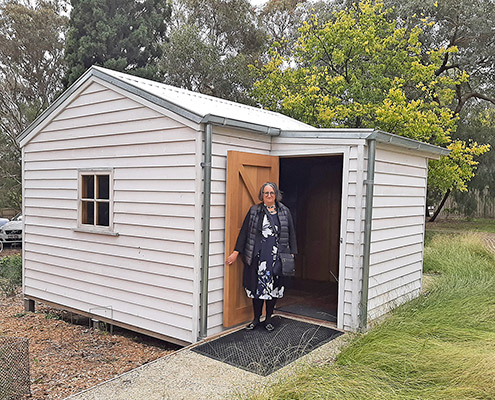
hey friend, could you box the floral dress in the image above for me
[245,211,285,300]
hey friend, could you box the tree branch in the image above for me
[429,188,451,222]
[435,51,451,76]
[311,25,340,75]
[455,90,495,114]
[435,22,459,76]
[436,62,460,76]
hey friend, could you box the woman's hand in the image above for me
[226,251,239,265]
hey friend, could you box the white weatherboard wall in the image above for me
[22,80,202,344]
[367,145,428,321]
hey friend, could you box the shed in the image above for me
[18,66,449,345]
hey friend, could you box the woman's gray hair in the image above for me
[258,182,283,202]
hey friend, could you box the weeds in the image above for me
[0,254,22,296]
[242,233,495,400]
[44,313,61,320]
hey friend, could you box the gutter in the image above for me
[280,129,450,158]
[202,114,281,136]
[373,130,450,157]
[360,136,376,332]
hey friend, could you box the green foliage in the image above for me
[0,254,22,296]
[44,312,61,320]
[385,0,495,114]
[428,140,490,192]
[65,0,172,86]
[258,0,307,58]
[241,233,495,400]
[254,1,457,134]
[0,0,67,209]
[252,0,489,195]
[450,105,495,216]
[258,0,347,58]
[161,0,265,104]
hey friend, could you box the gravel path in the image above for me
[65,325,349,400]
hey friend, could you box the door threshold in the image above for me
[274,310,340,330]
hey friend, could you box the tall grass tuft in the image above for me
[0,254,22,296]
[242,234,495,400]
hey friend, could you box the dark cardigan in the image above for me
[234,202,297,292]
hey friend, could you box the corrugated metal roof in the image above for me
[17,66,450,157]
[93,66,315,131]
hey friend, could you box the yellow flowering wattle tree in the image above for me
[252,0,489,219]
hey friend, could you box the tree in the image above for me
[251,0,489,216]
[258,0,306,57]
[381,0,495,219]
[160,0,265,104]
[385,0,495,115]
[64,0,171,86]
[257,0,347,58]
[447,104,495,217]
[383,0,495,219]
[0,0,68,209]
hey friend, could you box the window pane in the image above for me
[82,201,94,224]
[97,175,109,200]
[97,202,109,226]
[82,175,94,199]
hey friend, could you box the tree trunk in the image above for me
[429,189,451,222]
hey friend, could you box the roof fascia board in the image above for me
[17,69,98,146]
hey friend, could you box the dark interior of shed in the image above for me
[277,155,343,323]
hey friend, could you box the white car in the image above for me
[0,213,23,245]
[0,217,8,228]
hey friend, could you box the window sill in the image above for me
[73,227,119,236]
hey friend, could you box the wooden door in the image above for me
[224,151,279,327]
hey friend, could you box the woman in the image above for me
[226,182,297,332]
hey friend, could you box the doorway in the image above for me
[277,155,343,323]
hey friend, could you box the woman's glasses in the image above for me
[263,191,275,196]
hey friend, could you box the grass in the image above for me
[426,218,495,234]
[0,254,22,296]
[241,233,495,400]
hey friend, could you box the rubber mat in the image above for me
[276,304,337,323]
[192,316,343,376]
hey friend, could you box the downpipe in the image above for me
[360,137,376,332]
[199,123,212,339]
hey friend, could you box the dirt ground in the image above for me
[0,249,179,400]
[0,245,22,258]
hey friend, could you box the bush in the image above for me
[0,254,22,296]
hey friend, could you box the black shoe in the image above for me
[245,321,259,330]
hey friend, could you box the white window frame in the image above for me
[76,169,116,234]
